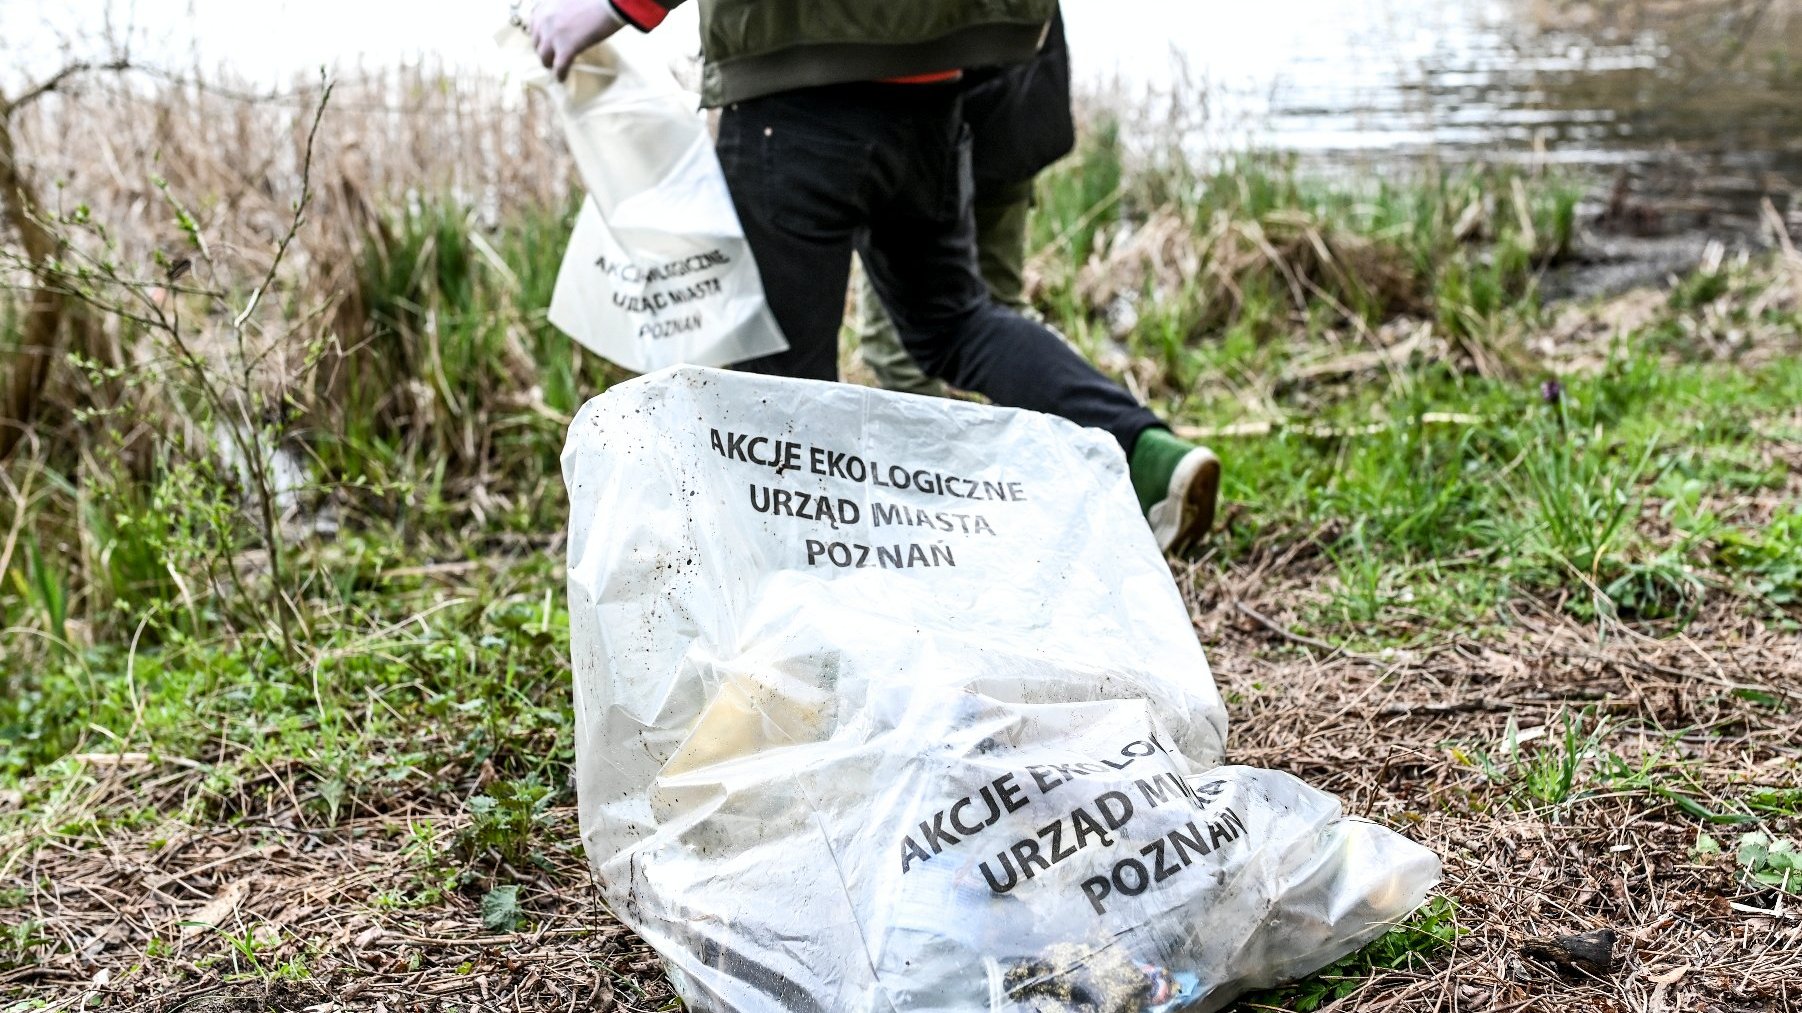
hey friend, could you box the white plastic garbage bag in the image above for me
[563,366,1440,1013]
[504,31,788,372]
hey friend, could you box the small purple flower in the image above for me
[1541,379,1564,405]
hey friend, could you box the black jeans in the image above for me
[716,82,1160,454]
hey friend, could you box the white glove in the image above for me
[531,0,629,82]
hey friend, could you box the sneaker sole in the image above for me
[1149,447,1221,555]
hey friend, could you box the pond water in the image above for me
[6,0,1800,269]
[1069,0,1802,289]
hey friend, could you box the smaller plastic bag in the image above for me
[502,30,788,372]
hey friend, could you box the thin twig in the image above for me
[1232,599,1378,660]
[2,60,132,116]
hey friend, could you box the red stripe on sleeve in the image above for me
[881,70,964,85]
[610,0,671,31]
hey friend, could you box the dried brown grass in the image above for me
[9,64,569,275]
[1073,206,1423,339]
[1189,563,1802,1011]
[2,63,575,458]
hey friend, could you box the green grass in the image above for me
[1463,709,1613,810]
[0,558,573,817]
[316,195,623,536]
[1185,343,1799,644]
[0,919,52,973]
[3,160,1795,790]
[1695,832,1802,896]
[1446,711,1800,833]
[1242,896,1463,1011]
[1020,129,1800,645]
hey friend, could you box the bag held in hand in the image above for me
[507,32,788,372]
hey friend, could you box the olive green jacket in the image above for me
[608,0,1058,106]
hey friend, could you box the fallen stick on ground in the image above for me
[1177,411,1484,442]
[1232,600,1381,661]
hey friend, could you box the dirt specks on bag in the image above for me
[562,367,1438,1012]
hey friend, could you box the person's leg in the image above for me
[857,97,1159,454]
[971,178,1035,311]
[852,258,947,396]
[720,84,1217,549]
[715,91,871,381]
[858,91,1219,551]
[854,178,1028,397]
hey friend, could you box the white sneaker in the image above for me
[1146,446,1221,554]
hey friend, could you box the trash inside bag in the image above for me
[562,366,1440,1012]
[500,31,788,372]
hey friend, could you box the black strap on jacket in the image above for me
[959,9,1074,198]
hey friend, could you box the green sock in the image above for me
[1129,426,1194,515]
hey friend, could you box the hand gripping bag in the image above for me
[504,31,787,371]
[563,367,1440,1012]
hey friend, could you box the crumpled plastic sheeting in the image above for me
[563,366,1440,1013]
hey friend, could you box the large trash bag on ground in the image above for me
[562,366,1440,1013]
